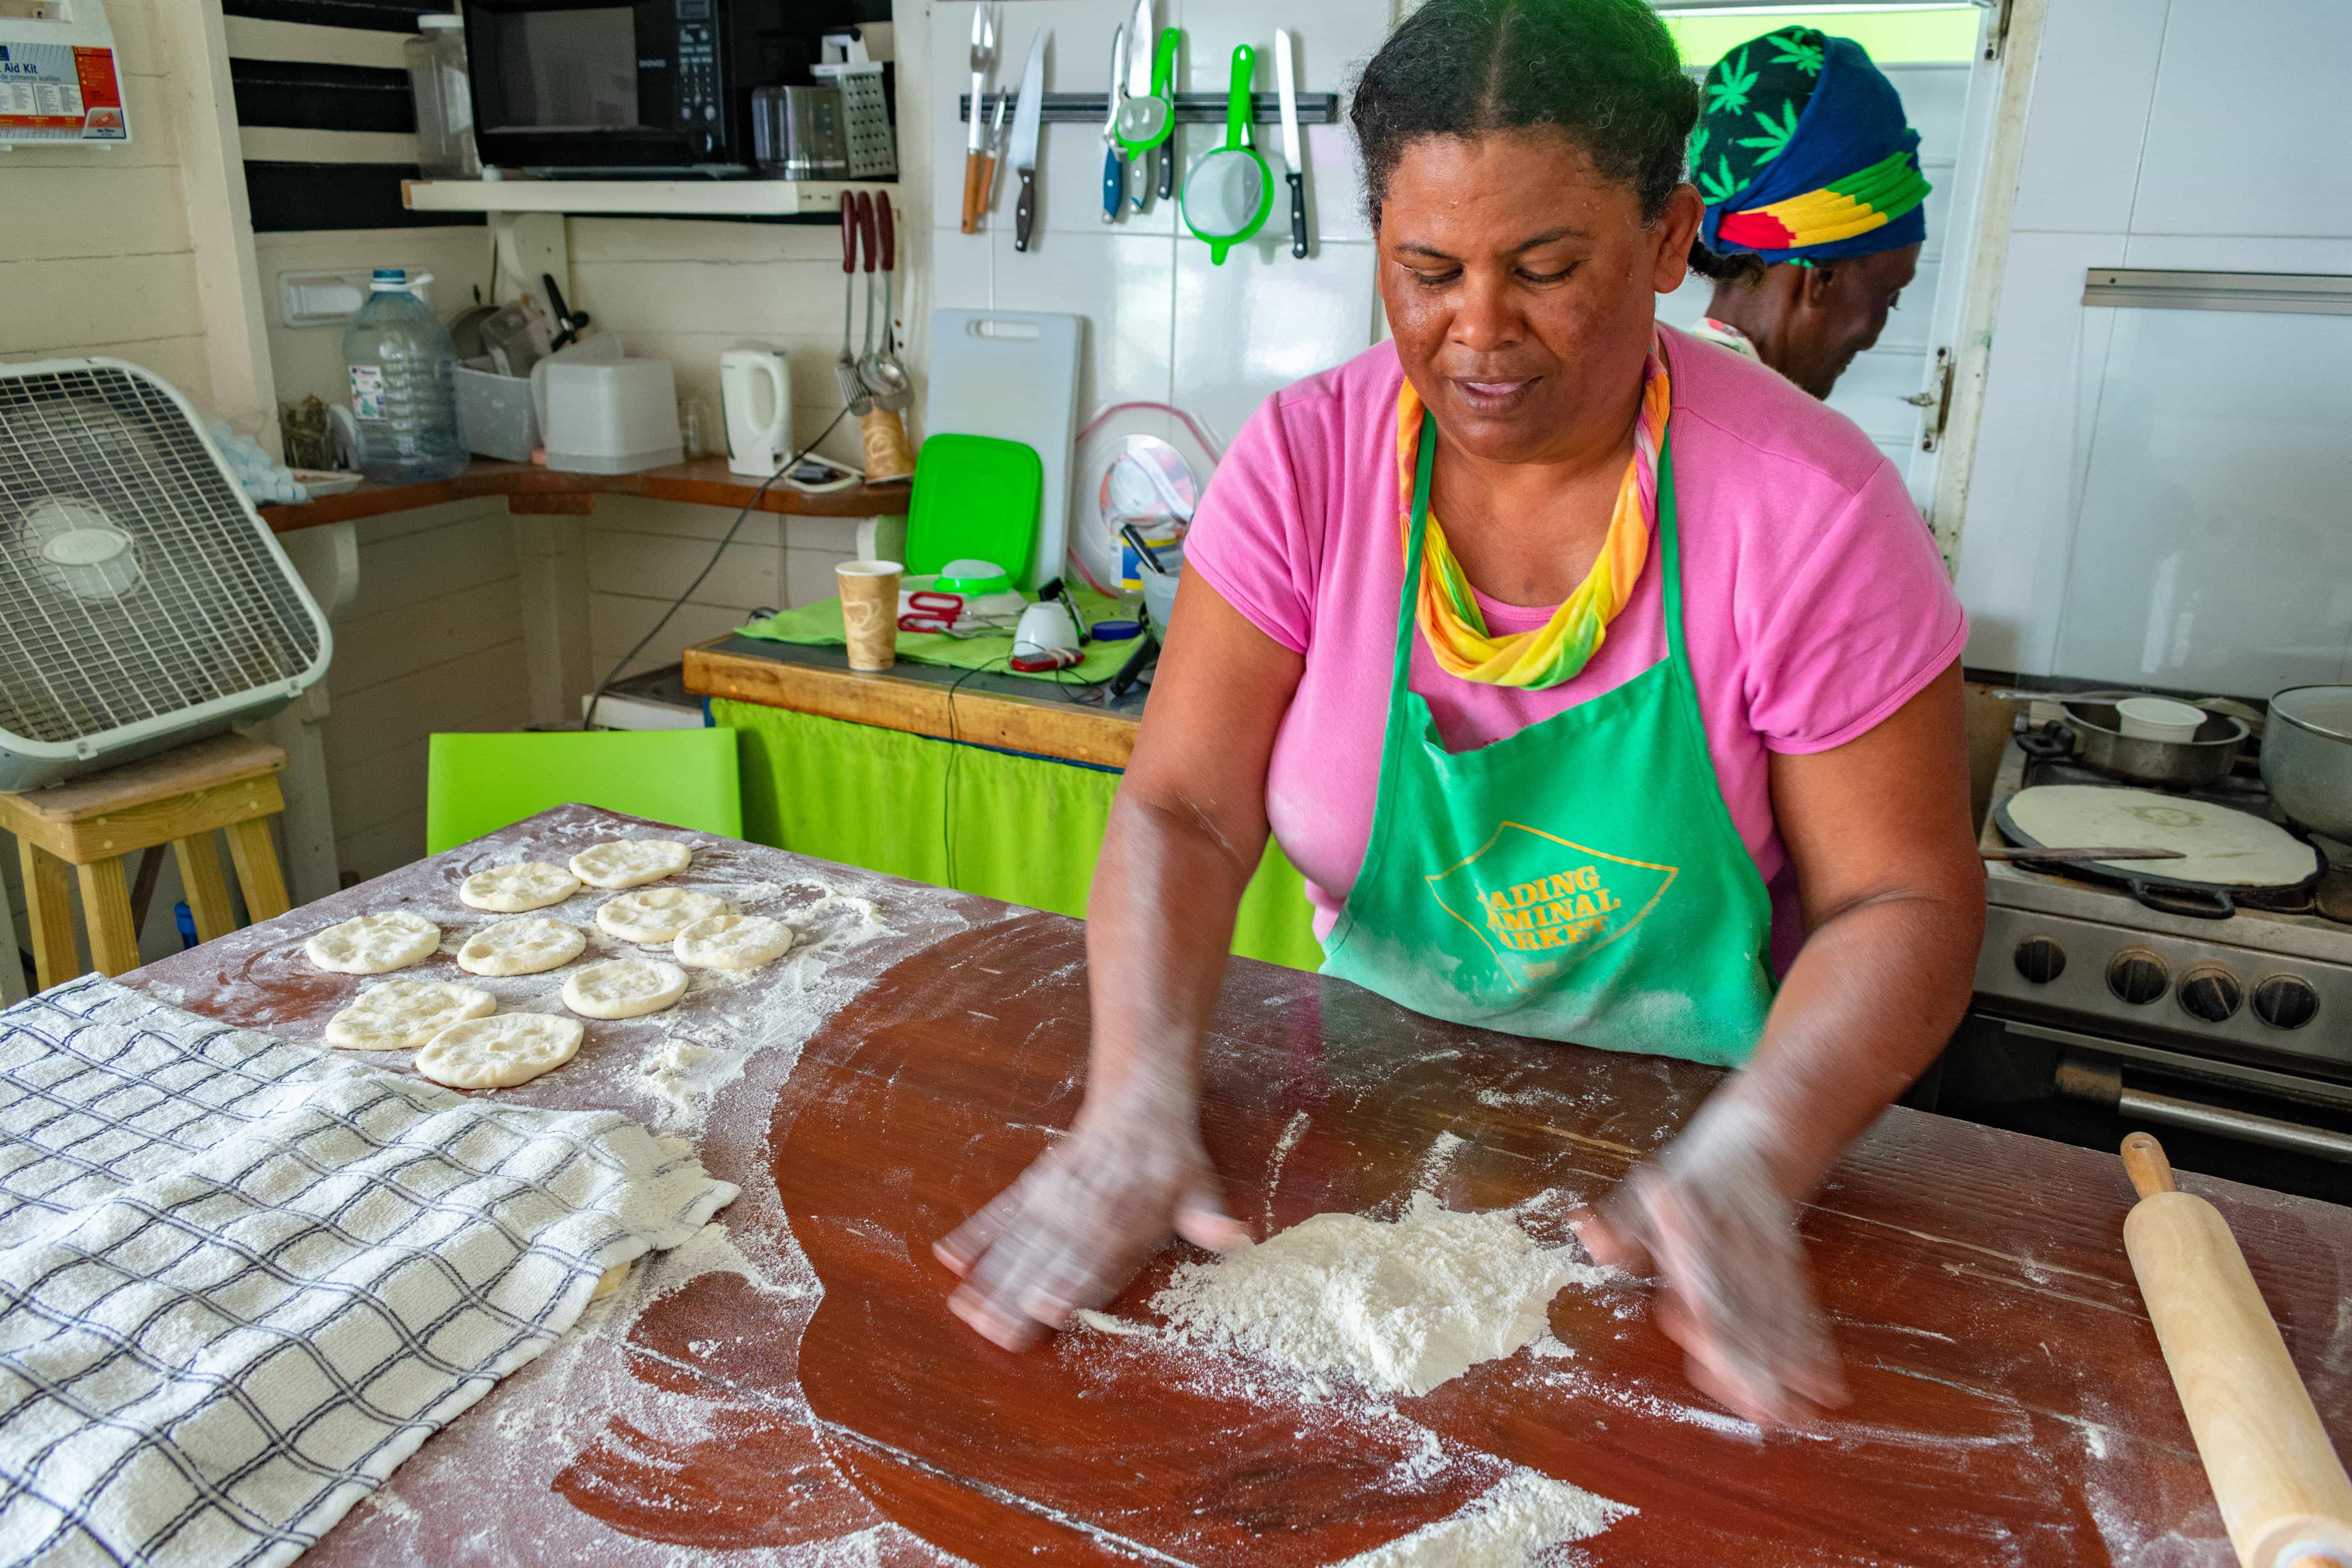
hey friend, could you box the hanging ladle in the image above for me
[860,194,914,412]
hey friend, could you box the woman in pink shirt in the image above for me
[939,0,1982,1426]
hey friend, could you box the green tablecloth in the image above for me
[737,588,1139,684]
[716,699,1325,971]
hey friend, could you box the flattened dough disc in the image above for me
[416,1013,585,1089]
[2005,786,2321,887]
[307,911,441,974]
[674,913,793,971]
[597,887,726,944]
[457,917,588,977]
[572,839,693,889]
[563,958,689,1020]
[326,979,495,1050]
[461,861,581,913]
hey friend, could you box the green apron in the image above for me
[1319,411,1776,1067]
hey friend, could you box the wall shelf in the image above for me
[403,177,896,218]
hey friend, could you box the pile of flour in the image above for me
[1149,1191,1607,1398]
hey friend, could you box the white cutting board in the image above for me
[924,309,1082,592]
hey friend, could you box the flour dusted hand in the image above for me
[1579,1099,1846,1426]
[935,1094,1249,1350]
[306,911,441,974]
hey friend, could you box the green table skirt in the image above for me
[716,700,1325,971]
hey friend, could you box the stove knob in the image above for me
[2177,964,2242,1023]
[2105,947,2169,1006]
[2251,974,2319,1031]
[2013,936,2067,984]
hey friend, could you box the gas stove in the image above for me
[1944,727,2352,1197]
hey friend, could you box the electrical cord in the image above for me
[582,405,853,731]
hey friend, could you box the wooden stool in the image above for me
[1,733,292,989]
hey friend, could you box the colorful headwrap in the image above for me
[1691,28,1930,265]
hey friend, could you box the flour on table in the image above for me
[1336,1466,1632,1566]
[306,910,441,973]
[630,1035,749,1129]
[325,978,494,1050]
[460,861,581,912]
[1149,1191,1606,1398]
[571,838,693,889]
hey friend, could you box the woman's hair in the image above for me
[1349,0,1698,229]
[1686,241,1769,285]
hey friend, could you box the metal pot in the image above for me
[1998,689,2251,789]
[2262,684,2352,841]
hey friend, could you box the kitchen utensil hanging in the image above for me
[853,193,913,480]
[835,191,869,416]
[1274,27,1308,258]
[961,3,1000,234]
[1100,24,1126,224]
[1183,45,1273,265]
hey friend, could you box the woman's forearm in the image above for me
[1079,787,1267,1114]
[1705,885,1983,1199]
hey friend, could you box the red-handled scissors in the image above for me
[899,590,965,634]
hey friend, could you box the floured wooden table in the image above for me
[120,805,2352,1566]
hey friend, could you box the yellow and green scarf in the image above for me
[1396,344,1669,690]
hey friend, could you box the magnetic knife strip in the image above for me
[960,92,1342,126]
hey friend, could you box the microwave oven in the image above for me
[462,0,878,174]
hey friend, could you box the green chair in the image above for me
[425,730,743,853]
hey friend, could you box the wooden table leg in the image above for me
[17,839,79,990]
[226,818,291,923]
[173,833,238,942]
[74,857,140,977]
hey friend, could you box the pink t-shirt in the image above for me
[1183,328,1967,968]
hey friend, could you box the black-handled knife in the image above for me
[1274,29,1309,260]
[1286,169,1307,259]
[1009,29,1047,253]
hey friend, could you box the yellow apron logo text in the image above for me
[1425,824,1679,992]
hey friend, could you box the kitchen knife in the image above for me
[1276,28,1307,258]
[1102,24,1126,224]
[1010,29,1047,252]
[1127,0,1154,210]
[962,4,996,235]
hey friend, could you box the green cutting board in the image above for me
[904,433,1045,583]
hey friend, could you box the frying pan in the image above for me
[1998,689,2250,789]
[1993,791,2321,920]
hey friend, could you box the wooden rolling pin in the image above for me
[2120,1132,2352,1568]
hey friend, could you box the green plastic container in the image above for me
[904,433,1046,583]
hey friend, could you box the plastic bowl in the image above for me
[2116,696,2207,743]
[1137,547,1183,632]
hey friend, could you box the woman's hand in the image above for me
[1575,1100,1845,1426]
[934,1096,1248,1350]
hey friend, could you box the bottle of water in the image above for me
[342,269,468,484]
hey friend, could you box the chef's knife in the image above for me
[1010,29,1047,252]
[1102,24,1126,223]
[1127,0,1154,210]
[1276,28,1307,259]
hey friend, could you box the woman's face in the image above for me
[1377,130,1701,464]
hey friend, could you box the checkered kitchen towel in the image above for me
[0,976,739,1567]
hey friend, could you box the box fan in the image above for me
[0,359,332,791]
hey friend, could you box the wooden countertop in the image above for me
[685,633,1146,768]
[256,456,911,532]
[119,805,2352,1565]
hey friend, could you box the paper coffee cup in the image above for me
[837,559,903,671]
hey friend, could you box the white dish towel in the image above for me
[0,976,739,1567]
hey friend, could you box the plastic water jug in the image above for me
[343,269,468,484]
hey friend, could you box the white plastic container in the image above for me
[2117,696,2207,743]
[1137,544,1184,634]
[405,16,480,179]
[530,338,682,474]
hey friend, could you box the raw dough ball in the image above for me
[673,913,794,971]
[306,911,441,975]
[325,979,495,1051]
[570,838,693,889]
[455,917,587,977]
[563,958,689,1020]
[597,887,726,944]
[414,1013,584,1089]
[459,861,581,913]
